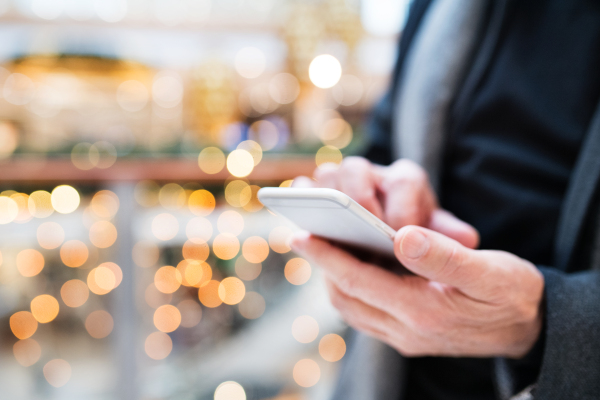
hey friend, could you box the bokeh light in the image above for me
[61,279,90,308]
[238,292,265,320]
[43,359,72,388]
[153,304,182,332]
[237,140,263,166]
[0,196,18,224]
[217,210,244,236]
[186,217,214,243]
[145,332,173,360]
[152,213,179,241]
[132,241,160,268]
[90,190,120,219]
[85,310,114,339]
[332,74,364,106]
[319,334,346,362]
[198,280,223,308]
[87,268,112,295]
[315,145,343,167]
[235,47,266,79]
[51,185,80,214]
[182,239,210,261]
[269,73,300,105]
[155,266,182,294]
[293,359,321,388]
[241,185,264,212]
[177,299,202,328]
[225,180,251,208]
[318,118,353,149]
[11,193,32,223]
[71,143,98,171]
[10,311,38,339]
[95,265,116,291]
[242,236,269,263]
[285,258,311,285]
[218,277,246,305]
[292,315,319,343]
[178,259,211,287]
[198,147,225,174]
[135,180,160,208]
[213,234,240,260]
[99,262,123,289]
[16,249,45,277]
[268,226,293,253]
[188,190,216,216]
[234,257,262,281]
[30,294,60,323]
[159,183,186,210]
[309,55,342,89]
[92,142,118,169]
[37,221,65,249]
[214,381,247,400]
[89,220,118,248]
[227,149,254,178]
[13,339,41,367]
[248,120,279,151]
[28,190,54,218]
[60,240,89,268]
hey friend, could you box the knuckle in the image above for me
[439,246,465,279]
[329,292,346,311]
[341,156,370,171]
[337,271,359,295]
[390,159,429,183]
[313,167,336,181]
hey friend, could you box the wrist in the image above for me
[507,273,545,359]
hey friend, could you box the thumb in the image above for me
[394,226,494,300]
[428,209,480,249]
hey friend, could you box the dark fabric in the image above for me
[554,101,600,271]
[534,267,600,399]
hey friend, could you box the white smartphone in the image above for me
[257,187,396,256]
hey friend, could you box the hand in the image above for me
[294,157,479,249]
[290,226,545,358]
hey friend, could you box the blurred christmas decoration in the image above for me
[192,58,239,143]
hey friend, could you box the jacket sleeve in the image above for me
[498,267,600,400]
[533,267,600,399]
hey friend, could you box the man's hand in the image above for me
[290,226,545,358]
[294,157,479,249]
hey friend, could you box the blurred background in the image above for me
[0,0,408,399]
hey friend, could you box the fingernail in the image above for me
[400,230,429,259]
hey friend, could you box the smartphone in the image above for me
[257,187,396,256]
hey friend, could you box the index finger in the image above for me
[290,232,428,316]
[377,160,437,229]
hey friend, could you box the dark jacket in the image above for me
[332,0,600,399]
